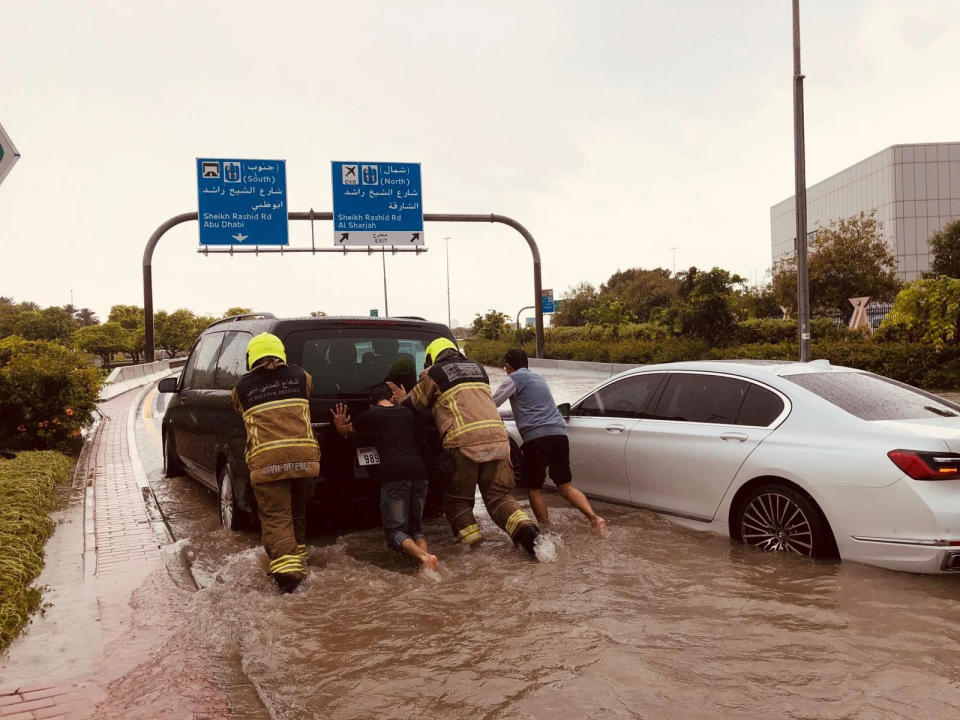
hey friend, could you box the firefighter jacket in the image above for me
[232,362,320,485]
[405,350,510,464]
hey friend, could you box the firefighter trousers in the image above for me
[252,477,316,576]
[444,450,535,545]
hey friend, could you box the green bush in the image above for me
[0,336,102,451]
[0,451,75,652]
[462,339,518,366]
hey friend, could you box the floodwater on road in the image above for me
[28,368,960,718]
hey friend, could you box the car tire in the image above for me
[737,483,833,559]
[163,430,184,478]
[218,462,250,531]
[509,440,524,486]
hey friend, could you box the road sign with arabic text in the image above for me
[331,161,423,246]
[196,158,288,246]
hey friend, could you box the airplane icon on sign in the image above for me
[232,233,248,242]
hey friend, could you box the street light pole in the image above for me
[670,247,678,276]
[793,0,811,361]
[444,236,452,328]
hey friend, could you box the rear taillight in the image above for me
[888,450,960,480]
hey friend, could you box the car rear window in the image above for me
[785,371,960,421]
[284,328,451,396]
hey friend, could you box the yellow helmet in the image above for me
[424,337,458,367]
[246,333,286,370]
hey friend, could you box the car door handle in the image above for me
[720,432,749,442]
[604,424,626,433]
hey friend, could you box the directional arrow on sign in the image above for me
[0,122,21,187]
[410,233,420,243]
[232,233,248,242]
[339,233,349,243]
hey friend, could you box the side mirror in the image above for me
[158,376,179,393]
[557,402,571,420]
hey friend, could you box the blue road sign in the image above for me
[196,158,288,246]
[541,288,555,313]
[331,161,423,246]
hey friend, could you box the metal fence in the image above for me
[829,302,893,330]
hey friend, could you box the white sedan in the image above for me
[504,360,960,574]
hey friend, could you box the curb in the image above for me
[126,382,175,548]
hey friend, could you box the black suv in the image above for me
[158,314,457,531]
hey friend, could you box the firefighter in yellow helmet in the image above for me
[387,337,544,558]
[231,333,319,592]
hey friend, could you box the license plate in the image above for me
[357,447,381,466]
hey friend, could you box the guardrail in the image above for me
[100,359,178,400]
[526,357,640,377]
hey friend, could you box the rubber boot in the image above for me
[274,572,302,594]
[513,524,542,559]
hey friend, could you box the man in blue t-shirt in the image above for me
[492,348,606,532]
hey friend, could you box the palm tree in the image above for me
[76,308,99,326]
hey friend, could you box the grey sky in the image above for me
[2,1,958,326]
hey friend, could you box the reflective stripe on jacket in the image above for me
[232,362,320,484]
[407,350,509,463]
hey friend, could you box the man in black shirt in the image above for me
[331,385,438,571]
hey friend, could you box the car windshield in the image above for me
[785,371,960,421]
[284,329,446,396]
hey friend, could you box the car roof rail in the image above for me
[205,312,276,329]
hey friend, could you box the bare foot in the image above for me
[591,516,608,534]
[420,553,439,571]
[414,537,428,553]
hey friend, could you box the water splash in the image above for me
[534,531,563,563]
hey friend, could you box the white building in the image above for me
[771,143,960,280]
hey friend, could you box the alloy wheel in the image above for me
[740,491,814,556]
[219,469,235,529]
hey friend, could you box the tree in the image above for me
[11,306,78,344]
[733,284,783,320]
[878,277,960,350]
[155,309,199,358]
[600,267,680,322]
[76,308,99,326]
[74,322,131,368]
[771,211,900,319]
[310,311,327,317]
[929,220,960,278]
[108,304,144,331]
[223,307,252,318]
[471,310,510,340]
[193,314,218,339]
[551,283,599,327]
[663,267,745,342]
[584,297,637,331]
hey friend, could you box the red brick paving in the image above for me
[87,392,160,575]
[0,681,99,720]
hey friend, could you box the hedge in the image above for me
[464,336,960,391]
[0,451,75,652]
[0,336,102,451]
